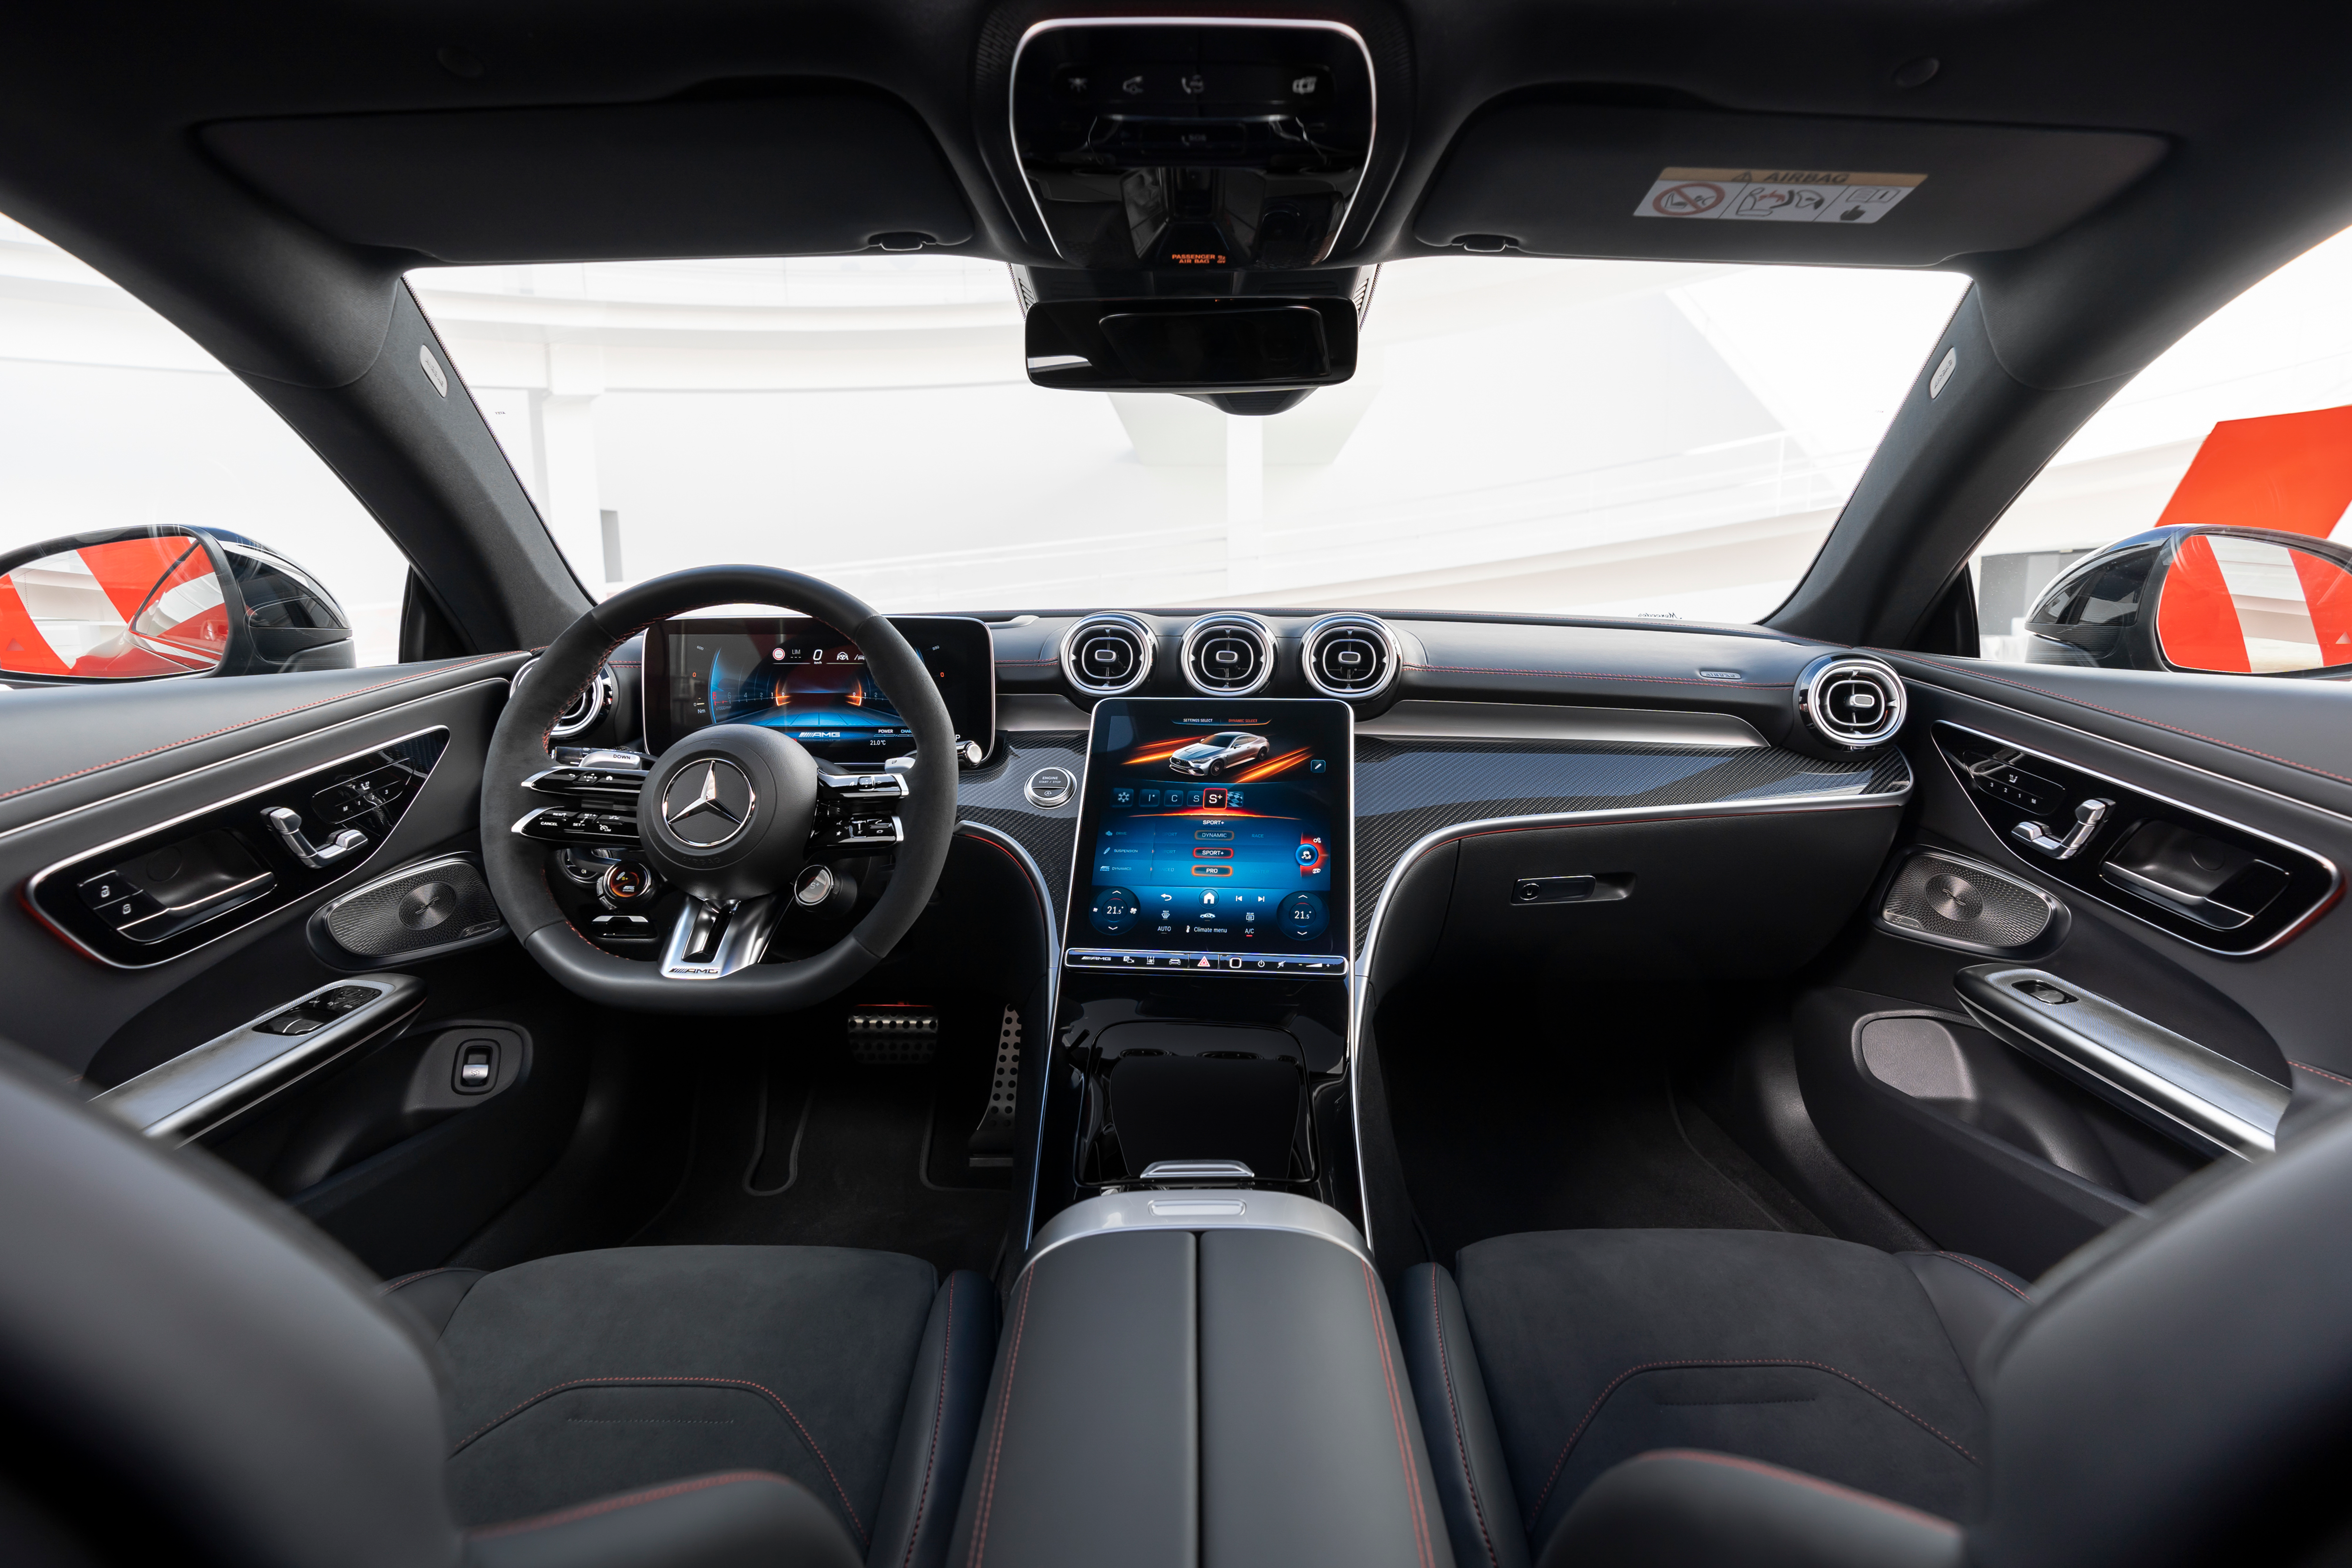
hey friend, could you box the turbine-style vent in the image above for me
[1182,615,1274,696]
[1303,615,1397,698]
[1061,614,1154,696]
[514,657,614,739]
[1796,655,1906,750]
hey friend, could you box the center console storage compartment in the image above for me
[1101,1021,1305,1180]
[947,1193,1450,1568]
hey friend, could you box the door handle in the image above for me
[264,806,368,870]
[2012,797,2112,860]
[1954,964,2288,1159]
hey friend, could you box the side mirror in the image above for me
[0,528,243,682]
[2154,530,2352,676]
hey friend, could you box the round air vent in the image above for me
[1182,614,1274,696]
[513,657,614,740]
[1302,614,1398,699]
[1795,654,1906,750]
[1060,614,1155,696]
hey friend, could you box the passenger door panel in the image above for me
[1792,657,2352,1273]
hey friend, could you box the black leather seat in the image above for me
[1398,1128,2352,1567]
[0,1046,995,1568]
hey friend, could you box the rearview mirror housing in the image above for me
[1025,296,1359,397]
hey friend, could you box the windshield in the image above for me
[410,256,1968,622]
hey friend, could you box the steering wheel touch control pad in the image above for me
[637,724,819,904]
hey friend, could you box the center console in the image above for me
[1044,697,1357,1212]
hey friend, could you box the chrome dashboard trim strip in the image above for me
[1345,775,1914,1259]
[1931,720,2342,957]
[22,725,453,971]
[1019,1188,1371,1277]
[1356,700,1769,747]
[956,819,1064,1251]
[1006,17,1379,268]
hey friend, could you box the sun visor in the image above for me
[1414,102,2165,265]
[201,88,975,264]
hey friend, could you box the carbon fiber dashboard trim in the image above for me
[958,731,1912,956]
[1350,737,1912,951]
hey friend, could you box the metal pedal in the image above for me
[848,1007,937,1066]
[967,1004,1022,1166]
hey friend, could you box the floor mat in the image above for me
[630,1012,1011,1280]
[1377,993,1829,1267]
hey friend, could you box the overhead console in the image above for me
[1009,19,1376,271]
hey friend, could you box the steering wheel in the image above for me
[481,567,958,1014]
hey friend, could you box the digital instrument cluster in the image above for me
[641,615,994,762]
[1064,697,1352,976]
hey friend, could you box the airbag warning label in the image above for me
[1634,168,1924,224]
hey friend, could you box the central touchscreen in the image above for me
[1065,697,1352,976]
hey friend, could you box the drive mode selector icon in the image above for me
[661,758,755,847]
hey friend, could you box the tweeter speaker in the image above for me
[1874,847,2066,956]
[309,853,508,969]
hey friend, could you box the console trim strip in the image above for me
[955,819,1065,1252]
[1346,777,1913,1259]
[1020,1188,1372,1277]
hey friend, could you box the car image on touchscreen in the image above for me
[1068,699,1351,973]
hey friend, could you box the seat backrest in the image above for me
[1978,1107,2352,1568]
[0,1045,461,1568]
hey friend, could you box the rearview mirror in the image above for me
[0,528,240,682]
[2154,529,2352,675]
[1025,296,1359,397]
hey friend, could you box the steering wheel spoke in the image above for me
[658,894,782,979]
[809,768,908,854]
[524,763,650,799]
[512,804,642,848]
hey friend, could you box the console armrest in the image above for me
[949,1193,1452,1568]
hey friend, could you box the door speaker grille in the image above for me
[310,855,507,967]
[1876,848,2064,955]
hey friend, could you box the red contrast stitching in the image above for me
[452,1376,867,1545]
[1626,1450,1961,1534]
[1430,1269,1501,1568]
[0,652,514,803]
[967,1267,1034,1568]
[469,1470,779,1540]
[376,1266,462,1295]
[1932,1252,2034,1303]
[1365,1259,1436,1568]
[1894,653,2352,787]
[2291,1059,2352,1088]
[900,1276,956,1568]
[1406,663,1792,688]
[1524,1358,1979,1530]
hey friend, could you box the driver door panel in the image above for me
[0,652,596,1272]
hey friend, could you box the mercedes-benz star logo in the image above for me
[661,758,755,848]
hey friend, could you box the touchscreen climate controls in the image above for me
[1063,697,1352,978]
